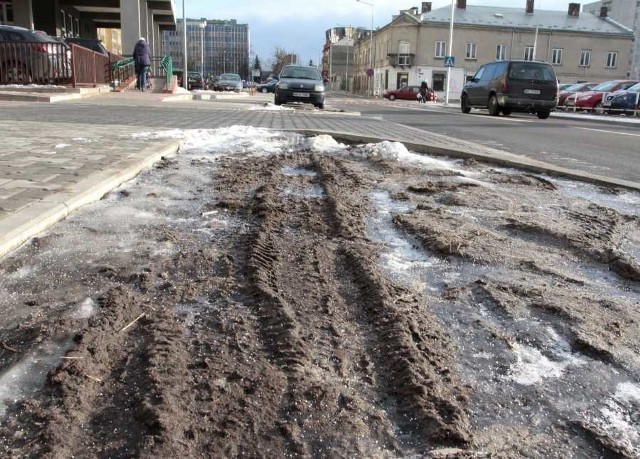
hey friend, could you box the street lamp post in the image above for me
[445,0,455,105]
[356,0,375,97]
[199,19,207,76]
[182,0,187,89]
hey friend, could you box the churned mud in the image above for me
[0,127,638,458]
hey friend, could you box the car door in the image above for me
[465,65,486,106]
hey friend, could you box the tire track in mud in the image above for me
[239,153,472,454]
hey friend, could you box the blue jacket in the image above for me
[132,39,151,67]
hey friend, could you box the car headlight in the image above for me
[278,82,289,90]
[314,84,325,92]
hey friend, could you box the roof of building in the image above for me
[421,5,634,36]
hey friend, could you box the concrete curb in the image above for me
[0,139,180,259]
[286,128,640,192]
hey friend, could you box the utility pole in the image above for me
[182,0,188,89]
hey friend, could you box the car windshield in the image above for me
[592,81,619,91]
[564,83,588,91]
[626,82,640,92]
[220,74,241,81]
[508,63,555,82]
[280,67,321,80]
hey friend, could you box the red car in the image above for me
[565,80,638,112]
[557,82,596,108]
[383,85,435,101]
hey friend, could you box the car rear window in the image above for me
[220,74,241,81]
[508,63,555,82]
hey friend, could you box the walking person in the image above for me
[419,80,429,103]
[132,37,151,91]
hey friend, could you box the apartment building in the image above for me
[351,1,635,96]
[583,0,640,79]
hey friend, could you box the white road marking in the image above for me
[578,127,640,137]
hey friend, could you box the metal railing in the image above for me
[1,42,179,92]
[0,41,72,85]
[68,43,111,87]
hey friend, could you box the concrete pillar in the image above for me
[121,0,142,57]
[12,0,34,29]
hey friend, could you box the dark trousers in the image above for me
[136,65,149,90]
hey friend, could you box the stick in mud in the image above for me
[120,313,146,333]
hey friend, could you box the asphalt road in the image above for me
[329,94,640,184]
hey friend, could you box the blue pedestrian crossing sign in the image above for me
[444,56,455,67]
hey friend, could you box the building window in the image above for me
[580,49,592,67]
[606,51,618,68]
[435,41,446,58]
[524,46,534,61]
[0,1,13,24]
[398,41,410,65]
[552,48,563,65]
[496,44,507,60]
[466,42,477,60]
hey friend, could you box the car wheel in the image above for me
[536,110,551,119]
[317,103,324,110]
[593,101,603,115]
[501,108,512,116]
[461,94,471,113]
[262,88,267,93]
[487,94,500,116]
[5,62,31,84]
[388,94,396,101]
[274,96,282,106]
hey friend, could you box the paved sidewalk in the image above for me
[1,89,639,259]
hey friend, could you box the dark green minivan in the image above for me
[461,60,558,119]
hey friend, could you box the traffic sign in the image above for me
[444,56,455,67]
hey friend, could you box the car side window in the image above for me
[481,63,496,81]
[493,62,508,79]
[472,67,485,82]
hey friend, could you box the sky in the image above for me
[179,0,570,67]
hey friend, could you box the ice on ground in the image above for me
[306,135,347,153]
[353,140,464,172]
[248,103,294,111]
[0,340,71,417]
[69,297,97,320]
[55,143,71,149]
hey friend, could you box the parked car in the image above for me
[0,24,71,84]
[382,85,435,101]
[256,79,277,93]
[460,60,558,119]
[214,73,242,91]
[558,83,574,91]
[604,82,640,116]
[274,65,325,109]
[187,71,205,90]
[557,82,597,108]
[64,37,109,56]
[565,79,638,113]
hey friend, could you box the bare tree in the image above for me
[271,47,290,75]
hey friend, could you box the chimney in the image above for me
[422,2,432,13]
[457,0,466,9]
[526,0,534,14]
[600,6,608,17]
[568,3,580,17]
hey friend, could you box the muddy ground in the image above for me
[0,128,639,458]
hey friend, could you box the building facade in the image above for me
[2,0,175,59]
[163,18,250,79]
[351,1,635,97]
[583,0,640,79]
[322,26,368,91]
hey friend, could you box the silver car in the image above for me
[214,73,242,92]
